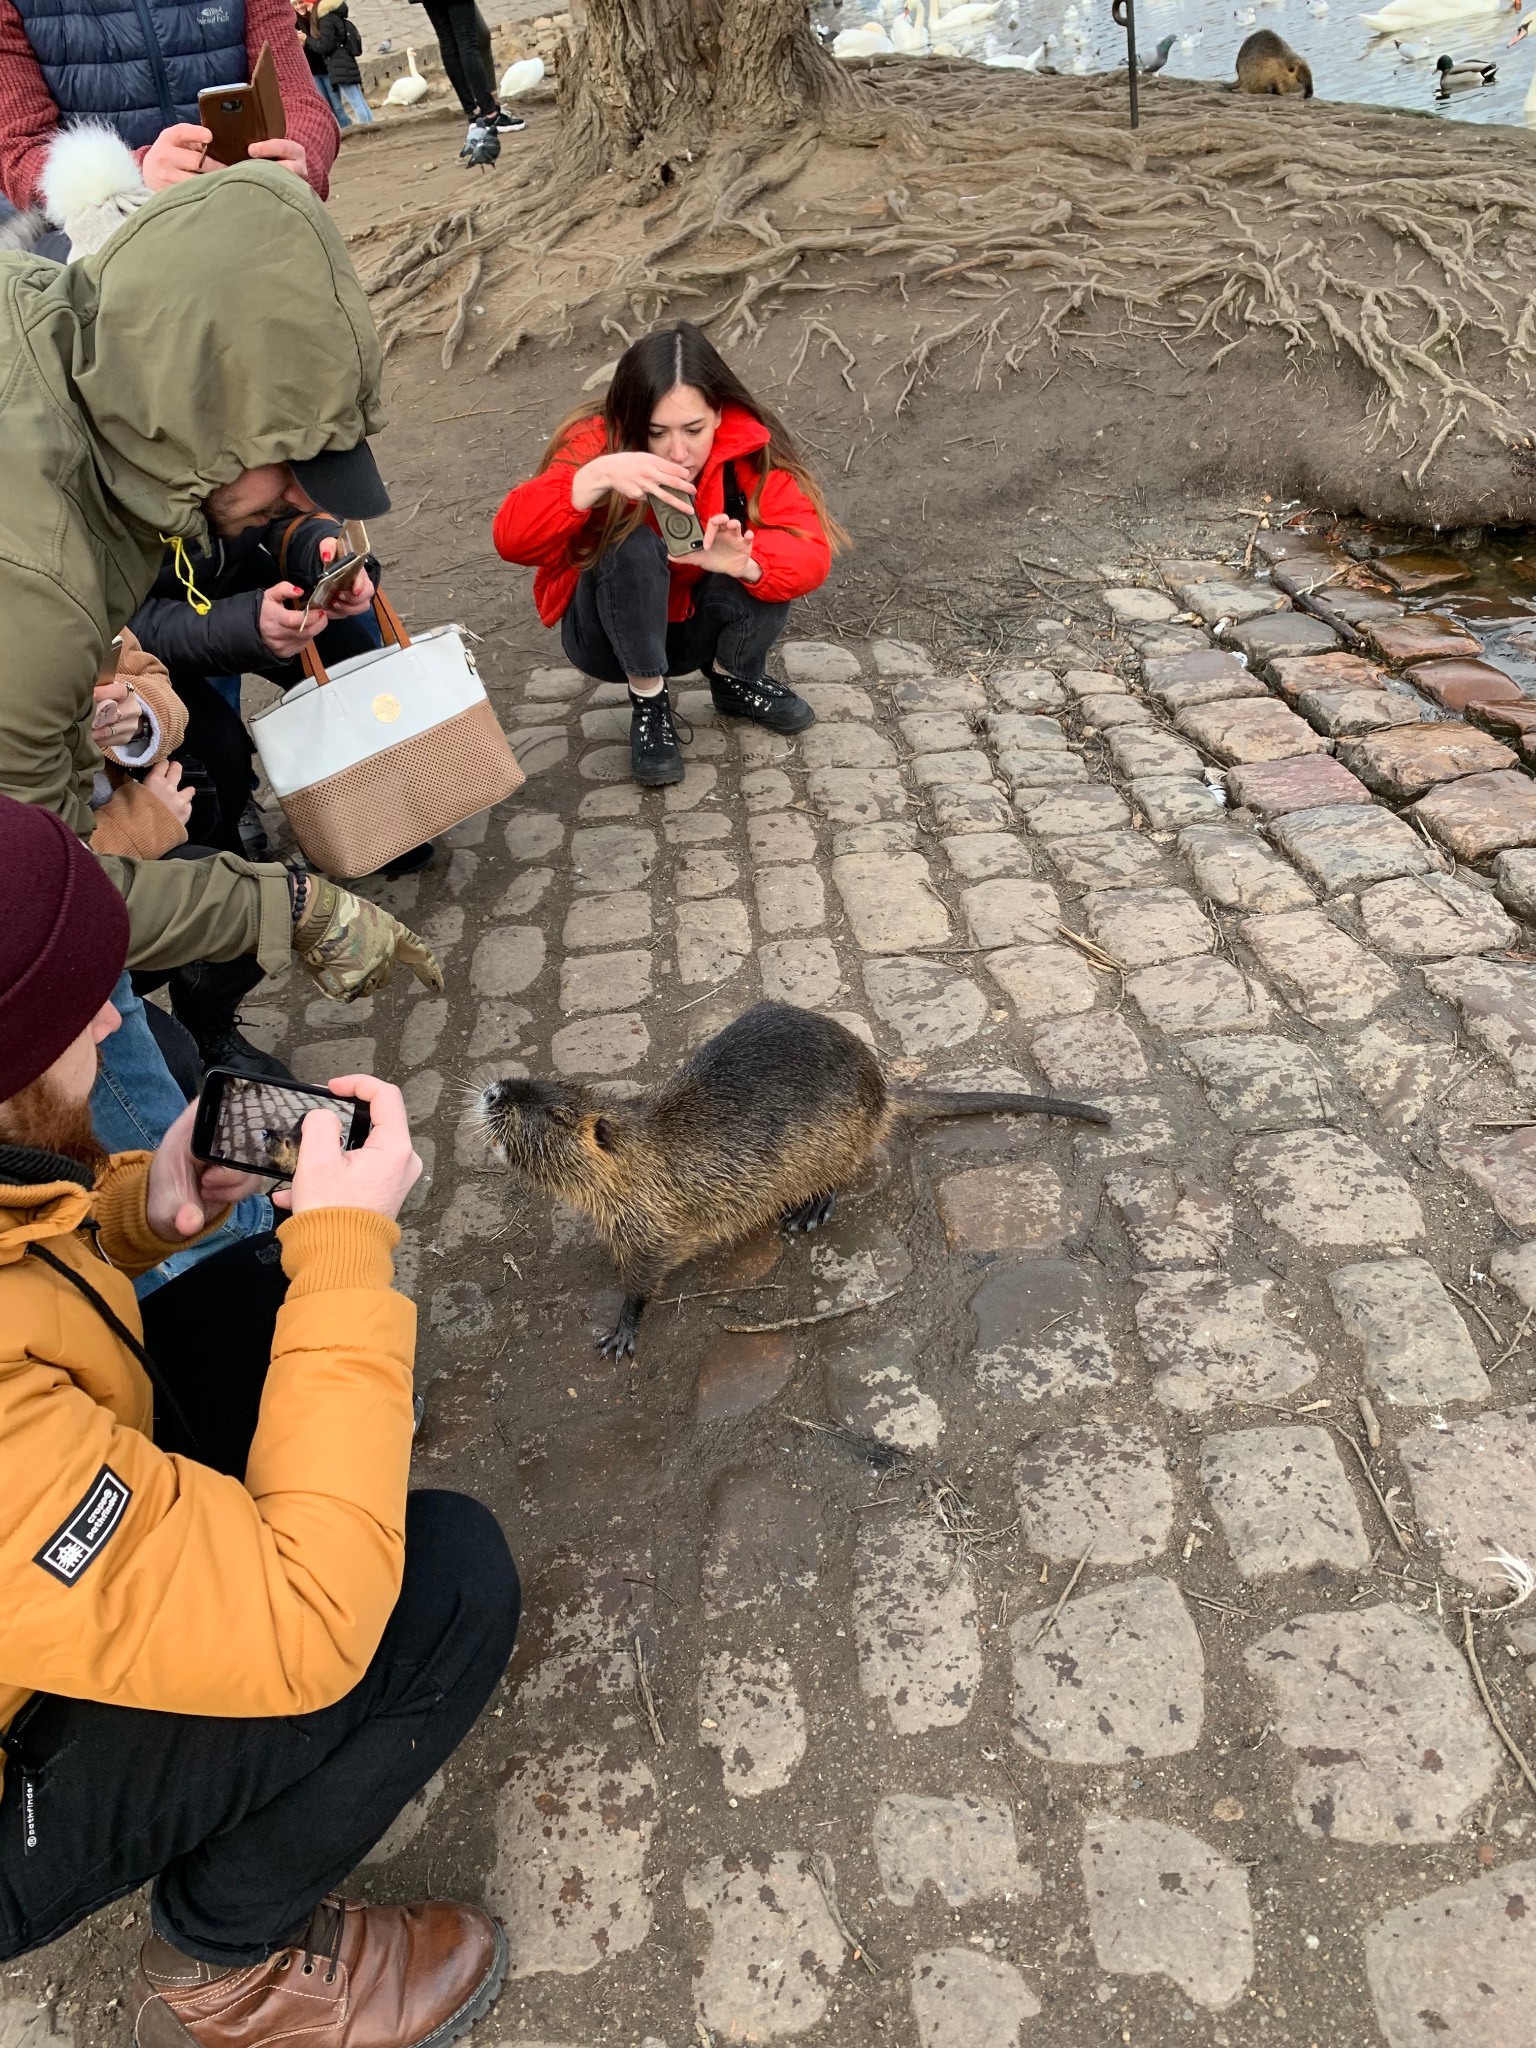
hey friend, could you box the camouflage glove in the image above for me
[289,871,444,1001]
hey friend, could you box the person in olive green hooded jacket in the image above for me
[0,160,440,1009]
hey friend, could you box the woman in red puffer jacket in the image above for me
[492,322,845,790]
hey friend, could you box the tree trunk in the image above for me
[558,0,845,180]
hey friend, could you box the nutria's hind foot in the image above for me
[782,1190,837,1234]
[598,1293,646,1358]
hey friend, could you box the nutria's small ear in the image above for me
[593,1116,617,1152]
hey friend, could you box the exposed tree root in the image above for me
[352,70,1536,490]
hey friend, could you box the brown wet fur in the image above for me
[478,1002,1106,1350]
[1234,29,1314,96]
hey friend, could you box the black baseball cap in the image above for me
[290,441,391,519]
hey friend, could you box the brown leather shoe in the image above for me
[130,1897,507,2048]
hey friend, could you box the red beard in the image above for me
[0,1076,110,1179]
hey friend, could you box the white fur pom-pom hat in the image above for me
[40,123,150,258]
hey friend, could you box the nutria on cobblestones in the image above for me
[479,1002,1108,1358]
[1235,28,1314,95]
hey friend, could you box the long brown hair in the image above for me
[538,322,849,565]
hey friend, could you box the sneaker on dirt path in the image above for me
[491,108,525,131]
[129,1896,507,2048]
[708,667,815,735]
[629,686,686,787]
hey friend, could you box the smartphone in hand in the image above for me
[191,1069,371,1179]
[646,494,707,557]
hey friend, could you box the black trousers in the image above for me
[421,0,497,115]
[0,1237,519,1968]
[560,525,790,686]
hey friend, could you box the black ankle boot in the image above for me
[629,686,685,787]
[169,958,295,1083]
[709,667,815,735]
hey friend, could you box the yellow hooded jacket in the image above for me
[0,1152,416,1791]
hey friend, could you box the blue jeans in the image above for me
[337,83,373,125]
[91,972,274,1301]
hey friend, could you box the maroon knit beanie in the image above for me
[0,795,130,1102]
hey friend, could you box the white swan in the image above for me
[498,55,544,98]
[1362,0,1505,35]
[933,0,1001,25]
[833,20,896,55]
[891,5,930,52]
[385,48,429,106]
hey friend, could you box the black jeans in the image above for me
[421,0,496,115]
[561,525,790,685]
[0,1237,519,1968]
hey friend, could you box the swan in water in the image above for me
[1507,17,1536,110]
[891,5,930,50]
[1362,0,1507,36]
[833,19,896,55]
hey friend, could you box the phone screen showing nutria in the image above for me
[213,1078,358,1176]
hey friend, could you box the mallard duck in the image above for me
[1362,0,1504,36]
[1435,49,1498,85]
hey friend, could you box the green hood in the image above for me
[0,164,384,831]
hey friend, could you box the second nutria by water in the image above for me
[1235,29,1313,95]
[479,1001,1109,1357]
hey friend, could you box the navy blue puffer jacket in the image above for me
[11,0,248,149]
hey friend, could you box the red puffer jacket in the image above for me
[491,402,833,627]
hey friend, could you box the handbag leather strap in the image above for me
[300,588,412,688]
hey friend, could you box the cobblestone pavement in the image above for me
[12,551,1536,2048]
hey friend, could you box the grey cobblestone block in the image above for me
[943,831,1033,881]
[569,824,655,892]
[873,1794,1037,1906]
[1267,802,1435,894]
[1081,1815,1254,2009]
[799,722,896,771]
[825,1329,945,1448]
[1241,907,1398,1026]
[1364,1858,1536,2047]
[697,1652,805,1797]
[961,878,1060,947]
[761,936,842,1007]
[806,766,907,824]
[1106,726,1206,778]
[550,1012,649,1075]
[1177,695,1330,765]
[1017,785,1131,839]
[1085,885,1214,967]
[1400,1405,1536,1591]
[929,783,1016,834]
[1127,958,1273,1035]
[1014,1423,1173,1563]
[1046,830,1172,889]
[833,851,950,951]
[1327,1256,1487,1406]
[991,665,1066,709]
[747,810,818,864]
[863,957,986,1053]
[1423,956,1536,1094]
[910,1950,1041,2047]
[900,711,974,754]
[856,1517,980,1733]
[1135,1270,1319,1412]
[490,1745,657,1976]
[504,808,563,860]
[797,682,874,722]
[558,949,650,1015]
[1200,1426,1369,1577]
[561,891,650,947]
[1031,1011,1148,1089]
[1011,1576,1204,1764]
[676,898,752,983]
[1360,874,1517,958]
[984,942,1100,1021]
[892,675,987,714]
[1179,823,1315,911]
[997,749,1086,790]
[754,862,824,934]
[780,638,862,682]
[872,637,933,675]
[1240,1129,1424,1246]
[1078,694,1158,731]
[685,1852,844,2040]
[912,748,996,787]
[1132,776,1228,830]
[1107,1167,1231,1265]
[969,1258,1116,1402]
[1182,1032,1339,1130]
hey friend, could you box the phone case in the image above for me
[191,1068,370,1176]
[647,495,706,556]
[198,41,285,164]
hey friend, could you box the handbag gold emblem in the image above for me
[372,692,402,723]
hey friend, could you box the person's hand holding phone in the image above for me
[92,677,142,748]
[259,582,328,658]
[273,1075,421,1221]
[571,453,695,514]
[142,123,213,189]
[313,536,374,619]
[698,514,759,582]
[249,138,308,180]
[147,1100,265,1241]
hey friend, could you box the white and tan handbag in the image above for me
[250,591,523,879]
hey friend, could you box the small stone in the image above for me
[1366,614,1483,665]
[1145,649,1265,713]
[1182,1033,1338,1130]
[937,1163,1066,1251]
[864,957,986,1054]
[1228,611,1340,664]
[755,863,824,935]
[1106,587,1179,622]
[984,943,1101,1022]
[495,867,553,918]
[1177,697,1328,766]
[491,1745,657,1976]
[1245,1605,1498,1843]
[400,998,447,1069]
[1014,1423,1173,1564]
[800,722,896,771]
[1241,908,1398,1027]
[570,824,657,893]
[697,1652,805,1797]
[504,808,563,859]
[825,1328,944,1448]
[1081,1815,1254,2010]
[856,1516,981,1733]
[1136,1270,1318,1412]
[562,892,651,948]
[551,1013,649,1077]
[1405,659,1522,714]
[1011,1576,1204,1764]
[1047,830,1172,890]
[1031,1011,1148,1090]
[1400,1405,1536,1592]
[1179,824,1314,912]
[1442,1125,1536,1230]
[1365,1859,1536,2048]
[872,637,933,675]
[761,936,842,1007]
[968,1259,1116,1402]
[558,949,649,1015]
[701,1468,826,1617]
[1414,768,1536,864]
[1085,886,1214,968]
[693,1331,796,1425]
[1226,753,1373,820]
[1494,845,1536,919]
[1374,550,1474,596]
[834,851,950,952]
[685,1852,844,2041]
[874,1795,1037,1908]
[909,1950,1041,2048]
[1201,1426,1369,1578]
[992,666,1067,710]
[930,782,1016,834]
[1339,727,1517,802]
[781,639,862,682]
[1361,874,1517,959]
[1241,1129,1424,1246]
[806,766,907,824]
[1267,803,1435,894]
[749,811,817,865]
[1017,785,1131,839]
[1128,958,1273,1035]
[1107,1168,1231,1265]
[676,898,752,984]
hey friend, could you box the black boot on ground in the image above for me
[169,958,296,1084]
[629,686,685,787]
[708,667,815,735]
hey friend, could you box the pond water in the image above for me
[816,0,1535,128]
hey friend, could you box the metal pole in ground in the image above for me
[1112,0,1140,127]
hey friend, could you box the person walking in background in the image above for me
[0,0,338,217]
[305,0,372,126]
[410,0,521,162]
[493,322,842,790]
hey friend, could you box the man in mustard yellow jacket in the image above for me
[0,795,519,2048]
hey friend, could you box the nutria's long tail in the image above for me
[892,1089,1111,1127]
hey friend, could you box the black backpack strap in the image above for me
[721,457,754,529]
[25,1241,200,1452]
